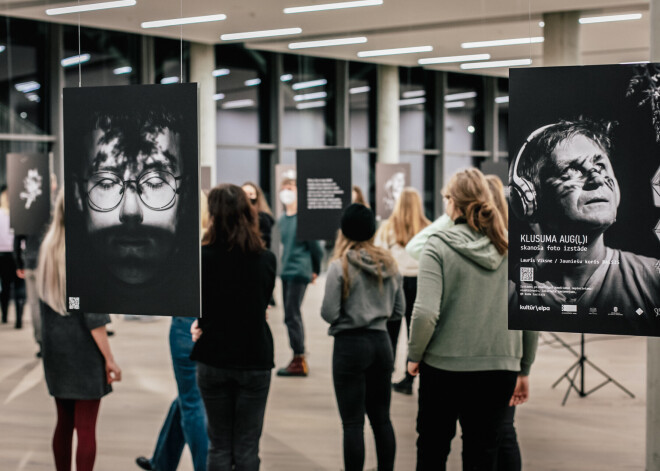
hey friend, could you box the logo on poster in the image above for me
[561,304,577,314]
[636,308,644,316]
[20,168,42,209]
[608,306,623,316]
[589,307,598,315]
[655,308,660,317]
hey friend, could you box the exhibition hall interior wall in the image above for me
[0,17,507,218]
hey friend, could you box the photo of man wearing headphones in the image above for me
[509,118,660,336]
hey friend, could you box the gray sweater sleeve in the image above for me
[520,331,539,376]
[407,239,444,362]
[321,261,343,325]
[391,274,405,321]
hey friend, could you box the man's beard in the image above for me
[89,225,177,285]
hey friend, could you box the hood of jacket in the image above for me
[434,223,506,271]
[347,248,398,278]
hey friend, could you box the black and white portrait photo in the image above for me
[7,153,50,235]
[63,84,200,316]
[375,163,410,220]
[509,65,660,337]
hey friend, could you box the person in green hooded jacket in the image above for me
[407,168,538,471]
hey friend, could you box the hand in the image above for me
[311,273,318,284]
[191,319,203,342]
[16,269,25,279]
[106,360,122,384]
[509,375,530,406]
[408,361,420,376]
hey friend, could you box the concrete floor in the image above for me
[0,277,647,470]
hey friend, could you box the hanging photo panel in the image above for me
[7,153,50,235]
[296,149,351,241]
[375,163,411,221]
[509,65,660,337]
[63,84,201,317]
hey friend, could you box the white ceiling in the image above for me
[0,0,652,77]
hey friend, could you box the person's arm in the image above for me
[390,274,406,321]
[90,325,122,384]
[405,214,453,261]
[407,240,444,373]
[308,240,323,278]
[320,262,343,325]
[13,235,25,277]
[509,330,539,406]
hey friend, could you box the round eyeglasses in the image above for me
[86,170,181,212]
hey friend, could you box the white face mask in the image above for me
[279,189,296,206]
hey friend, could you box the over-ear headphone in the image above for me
[509,124,558,221]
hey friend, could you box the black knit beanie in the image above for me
[340,203,376,242]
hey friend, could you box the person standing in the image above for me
[0,187,25,328]
[407,169,538,471]
[37,192,121,471]
[276,178,322,377]
[242,182,275,250]
[321,203,405,471]
[191,184,276,470]
[374,187,430,395]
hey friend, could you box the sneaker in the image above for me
[392,377,413,395]
[276,356,308,377]
[135,456,154,470]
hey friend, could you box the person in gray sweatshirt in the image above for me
[321,203,405,471]
[407,169,538,471]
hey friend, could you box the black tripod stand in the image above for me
[550,333,635,406]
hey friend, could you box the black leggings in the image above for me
[333,329,396,471]
[0,252,25,326]
[386,276,417,358]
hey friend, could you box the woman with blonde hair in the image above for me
[38,192,121,471]
[374,187,430,395]
[407,168,537,470]
[321,203,405,471]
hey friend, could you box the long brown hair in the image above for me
[37,191,67,315]
[332,232,397,300]
[202,184,265,253]
[242,181,273,216]
[444,168,508,255]
[377,187,430,247]
[485,174,508,225]
[352,185,370,208]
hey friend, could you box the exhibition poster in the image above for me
[509,65,660,337]
[375,162,411,221]
[296,149,352,240]
[63,83,201,317]
[7,153,50,235]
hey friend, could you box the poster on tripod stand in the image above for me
[508,64,660,337]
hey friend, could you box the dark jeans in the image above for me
[0,252,25,325]
[386,276,417,358]
[197,363,271,471]
[333,329,396,471]
[150,317,208,471]
[416,364,517,471]
[282,280,307,355]
[496,406,521,471]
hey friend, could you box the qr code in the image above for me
[68,297,80,310]
[520,267,534,282]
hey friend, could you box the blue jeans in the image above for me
[150,317,208,471]
[197,363,271,471]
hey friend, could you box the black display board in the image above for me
[375,162,410,220]
[509,65,660,337]
[63,84,200,317]
[7,153,50,235]
[296,149,351,240]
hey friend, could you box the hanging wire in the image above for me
[78,0,82,87]
[179,0,183,83]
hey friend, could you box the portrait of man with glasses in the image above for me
[63,84,200,317]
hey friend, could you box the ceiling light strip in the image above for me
[289,37,367,49]
[46,0,136,16]
[579,13,642,24]
[284,0,382,14]
[419,53,490,65]
[292,79,327,90]
[141,14,226,28]
[221,28,302,41]
[461,37,543,49]
[358,45,432,58]
[445,91,476,101]
[296,100,326,109]
[460,58,532,70]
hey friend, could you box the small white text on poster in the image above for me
[307,178,344,210]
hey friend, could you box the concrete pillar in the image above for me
[377,64,399,163]
[542,11,581,66]
[648,4,660,469]
[190,43,216,186]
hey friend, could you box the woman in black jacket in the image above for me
[191,184,276,471]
